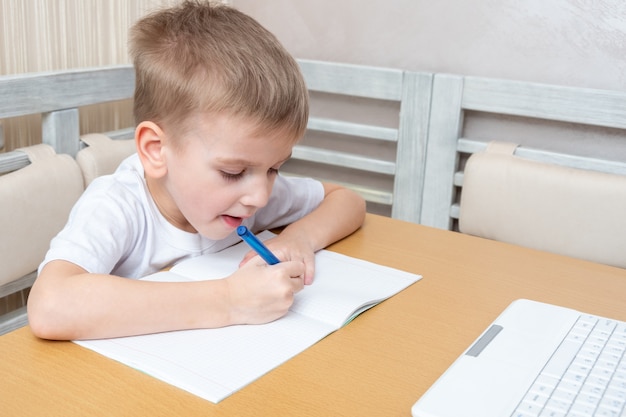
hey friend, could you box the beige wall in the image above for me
[233,0,626,161]
[232,0,626,91]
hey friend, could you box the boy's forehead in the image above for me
[188,111,299,140]
[177,111,299,160]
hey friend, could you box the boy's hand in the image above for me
[226,257,305,325]
[239,234,316,284]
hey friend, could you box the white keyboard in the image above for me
[512,314,626,417]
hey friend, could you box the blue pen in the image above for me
[237,226,281,265]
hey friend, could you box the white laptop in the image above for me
[411,299,626,417]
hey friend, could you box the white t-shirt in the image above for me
[40,154,325,278]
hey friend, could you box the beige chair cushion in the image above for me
[0,144,84,286]
[76,133,136,186]
[459,141,626,269]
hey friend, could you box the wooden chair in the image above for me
[0,144,84,334]
[421,74,626,267]
[285,60,433,223]
[0,66,135,332]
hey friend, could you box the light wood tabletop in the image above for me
[2,213,626,416]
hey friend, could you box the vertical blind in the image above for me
[0,0,178,151]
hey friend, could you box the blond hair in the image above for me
[129,1,308,140]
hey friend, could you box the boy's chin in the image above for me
[197,220,240,240]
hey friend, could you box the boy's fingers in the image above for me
[290,275,305,293]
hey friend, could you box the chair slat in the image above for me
[457,138,626,176]
[307,117,398,142]
[298,59,403,101]
[462,76,626,129]
[0,151,30,174]
[0,65,134,119]
[291,145,396,175]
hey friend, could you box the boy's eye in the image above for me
[220,167,279,182]
[220,170,244,182]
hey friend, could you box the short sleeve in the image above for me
[39,178,142,274]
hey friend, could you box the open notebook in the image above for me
[75,231,421,403]
[411,299,626,417]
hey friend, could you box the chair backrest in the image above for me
[283,59,433,223]
[0,144,84,334]
[76,134,136,187]
[459,141,626,268]
[420,73,626,267]
[0,64,135,160]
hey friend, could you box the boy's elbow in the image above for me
[27,297,63,340]
[27,261,87,340]
[27,287,74,340]
[28,312,52,340]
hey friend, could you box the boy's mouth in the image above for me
[221,214,243,229]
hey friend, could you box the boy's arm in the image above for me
[28,258,305,340]
[259,182,366,283]
[283,182,366,251]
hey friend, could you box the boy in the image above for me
[27,1,366,340]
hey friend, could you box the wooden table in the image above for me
[2,213,626,416]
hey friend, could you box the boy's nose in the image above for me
[240,179,271,208]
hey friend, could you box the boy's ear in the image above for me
[135,121,167,178]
